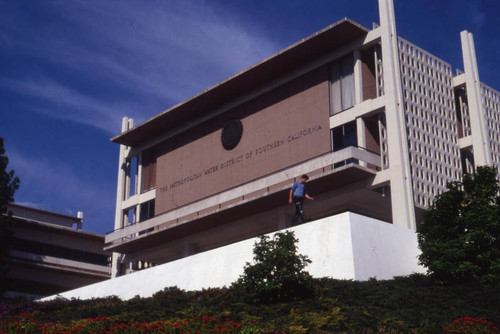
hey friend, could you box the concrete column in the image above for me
[460,31,492,167]
[354,49,367,167]
[76,211,83,230]
[183,241,197,257]
[353,49,363,104]
[378,0,416,230]
[277,209,287,230]
[136,153,144,220]
[111,117,134,278]
[357,118,367,167]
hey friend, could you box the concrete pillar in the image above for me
[111,117,134,278]
[76,211,83,230]
[460,30,492,167]
[353,49,363,104]
[136,153,144,219]
[357,118,367,167]
[354,49,367,167]
[378,0,416,230]
[183,241,197,257]
[277,209,287,230]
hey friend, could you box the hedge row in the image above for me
[1,275,499,333]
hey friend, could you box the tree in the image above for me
[417,166,500,284]
[0,136,20,237]
[0,137,20,213]
[0,137,20,294]
[234,231,314,303]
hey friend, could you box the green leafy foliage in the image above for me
[0,314,242,333]
[418,166,500,284]
[1,276,498,333]
[0,137,19,217]
[233,231,314,303]
[0,137,20,296]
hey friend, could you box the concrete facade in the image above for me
[45,212,424,300]
[2,204,111,299]
[104,0,500,281]
[154,67,330,214]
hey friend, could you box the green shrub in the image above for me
[418,166,500,284]
[233,231,314,303]
[2,274,498,333]
[0,314,242,333]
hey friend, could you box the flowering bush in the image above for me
[0,313,57,334]
[0,301,37,318]
[169,315,241,333]
[0,314,241,333]
[444,317,499,334]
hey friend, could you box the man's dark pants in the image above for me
[292,196,308,225]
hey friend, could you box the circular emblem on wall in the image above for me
[221,119,243,150]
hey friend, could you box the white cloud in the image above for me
[0,1,280,132]
[0,76,145,134]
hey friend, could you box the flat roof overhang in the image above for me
[7,257,111,279]
[105,164,383,255]
[111,19,369,147]
[11,217,105,241]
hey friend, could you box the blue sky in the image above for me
[1,0,499,234]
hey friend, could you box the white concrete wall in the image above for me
[349,214,424,280]
[44,212,425,301]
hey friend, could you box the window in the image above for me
[331,121,357,152]
[125,156,138,199]
[141,148,157,193]
[125,207,136,225]
[330,54,355,115]
[139,200,155,222]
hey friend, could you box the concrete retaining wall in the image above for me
[44,212,425,300]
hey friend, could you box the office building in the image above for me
[2,203,111,299]
[105,0,500,279]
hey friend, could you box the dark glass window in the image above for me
[139,200,155,222]
[125,156,138,198]
[332,121,357,152]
